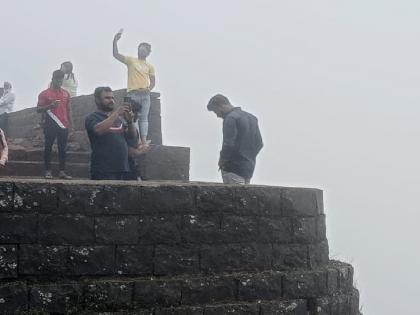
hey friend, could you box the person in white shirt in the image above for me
[60,61,78,97]
[0,82,15,115]
[0,82,15,134]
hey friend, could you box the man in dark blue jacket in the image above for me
[207,94,263,184]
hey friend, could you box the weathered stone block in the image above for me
[0,181,13,212]
[39,214,94,245]
[283,270,328,298]
[282,188,323,217]
[154,245,199,276]
[181,214,221,244]
[259,217,293,243]
[196,186,235,214]
[0,213,38,243]
[19,245,69,275]
[95,216,139,244]
[0,245,17,279]
[30,283,83,314]
[69,246,115,276]
[58,183,141,215]
[234,186,282,216]
[308,241,329,268]
[237,272,283,302]
[84,280,133,311]
[292,217,317,243]
[133,279,182,308]
[317,215,327,241]
[137,145,190,181]
[327,267,339,294]
[140,185,195,213]
[327,291,360,315]
[272,244,308,270]
[0,282,28,313]
[138,215,182,245]
[259,299,307,314]
[332,261,354,290]
[200,243,271,273]
[181,276,236,305]
[204,303,259,315]
[116,245,154,275]
[13,182,58,212]
[220,215,259,243]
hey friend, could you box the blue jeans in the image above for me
[221,170,250,184]
[127,90,151,141]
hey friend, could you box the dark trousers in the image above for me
[123,157,138,180]
[44,122,68,171]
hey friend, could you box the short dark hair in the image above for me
[52,70,65,79]
[138,42,151,50]
[94,86,112,99]
[207,94,230,111]
[61,61,73,72]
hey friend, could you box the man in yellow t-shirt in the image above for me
[113,31,156,147]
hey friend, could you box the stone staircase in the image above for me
[3,146,190,180]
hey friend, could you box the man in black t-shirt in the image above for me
[85,87,136,180]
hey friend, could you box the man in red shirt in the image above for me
[37,70,72,179]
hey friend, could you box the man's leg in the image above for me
[43,124,57,176]
[57,127,71,178]
[138,93,151,145]
[221,170,246,184]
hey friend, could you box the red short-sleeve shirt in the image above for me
[37,88,71,128]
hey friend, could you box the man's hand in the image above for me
[123,106,134,123]
[115,105,130,117]
[50,100,60,109]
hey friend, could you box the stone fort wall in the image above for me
[0,179,360,314]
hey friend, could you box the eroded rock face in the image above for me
[0,179,361,314]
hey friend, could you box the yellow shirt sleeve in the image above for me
[123,55,131,65]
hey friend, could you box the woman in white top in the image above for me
[0,128,8,167]
[60,61,78,97]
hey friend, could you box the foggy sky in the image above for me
[3,1,420,313]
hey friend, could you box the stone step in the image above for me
[1,161,88,178]
[0,270,360,314]
[8,148,90,163]
[4,145,190,180]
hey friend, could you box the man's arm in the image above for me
[36,92,59,113]
[219,116,238,166]
[37,101,59,113]
[122,106,137,139]
[93,105,130,135]
[0,93,13,107]
[149,75,155,90]
[113,33,125,63]
[67,99,72,129]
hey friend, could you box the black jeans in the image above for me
[44,122,68,171]
[122,157,138,180]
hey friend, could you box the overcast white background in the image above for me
[2,1,420,314]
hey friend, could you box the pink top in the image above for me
[0,129,8,166]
